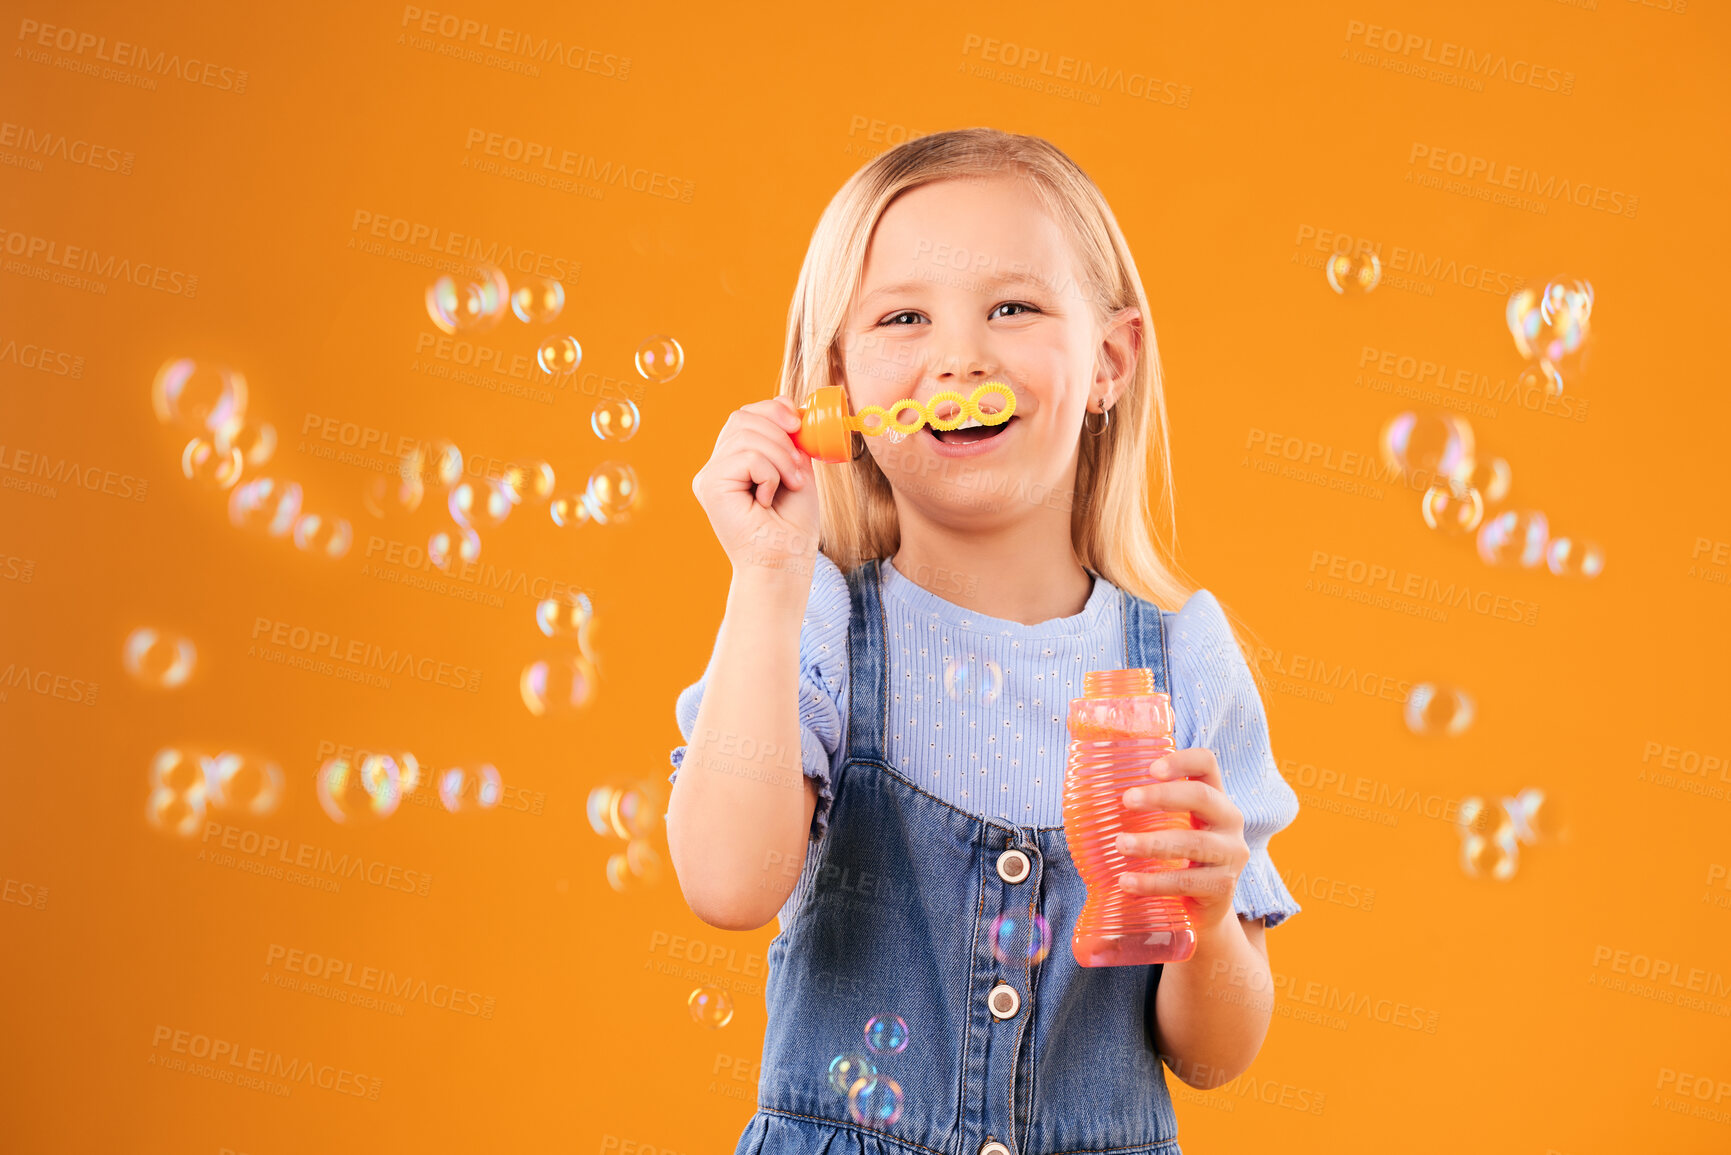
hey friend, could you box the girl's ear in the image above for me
[1095,306,1143,406]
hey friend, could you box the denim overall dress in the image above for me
[733,559,1183,1155]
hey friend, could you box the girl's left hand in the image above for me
[1116,747,1248,935]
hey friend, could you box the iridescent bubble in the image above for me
[229,477,303,536]
[430,265,511,332]
[520,655,598,715]
[316,754,401,823]
[219,422,276,467]
[450,479,515,528]
[292,514,353,559]
[150,747,208,794]
[1517,360,1565,399]
[429,524,481,570]
[1460,828,1519,881]
[1324,251,1381,295]
[864,1014,909,1054]
[205,751,284,815]
[181,435,245,490]
[943,655,1004,705]
[438,763,502,813]
[591,398,641,442]
[828,1054,878,1096]
[1380,412,1474,486]
[123,628,197,689]
[1457,796,1514,841]
[625,839,662,883]
[607,783,657,839]
[1404,683,1475,737]
[502,460,556,503]
[604,853,639,892]
[153,359,247,440]
[395,752,423,798]
[414,440,465,488]
[1420,483,1483,536]
[536,335,582,376]
[1505,787,1565,845]
[586,786,619,837]
[1464,458,1511,505]
[550,492,592,528]
[634,335,685,383]
[147,784,206,837]
[536,590,594,640]
[848,1075,903,1127]
[1547,537,1605,579]
[511,277,566,323]
[988,912,1053,965]
[426,276,465,334]
[363,471,424,520]
[585,462,640,525]
[1477,509,1549,568]
[688,986,734,1028]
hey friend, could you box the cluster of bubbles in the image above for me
[1506,278,1593,396]
[1454,788,1564,880]
[1381,410,1605,578]
[1403,682,1475,737]
[154,359,354,559]
[146,747,285,837]
[123,627,198,689]
[827,1013,911,1127]
[586,780,662,892]
[1325,250,1382,296]
[522,591,600,716]
[314,749,503,824]
[943,653,1005,705]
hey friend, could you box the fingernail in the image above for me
[1115,833,1129,853]
[1117,873,1134,888]
[1150,757,1170,778]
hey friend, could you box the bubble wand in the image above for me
[793,382,1018,464]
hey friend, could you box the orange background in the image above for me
[3,2,1729,1152]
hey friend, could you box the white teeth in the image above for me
[953,416,985,430]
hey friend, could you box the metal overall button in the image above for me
[979,1140,1012,1155]
[987,981,1020,1020]
[995,848,1031,883]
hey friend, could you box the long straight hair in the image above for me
[776,127,1266,679]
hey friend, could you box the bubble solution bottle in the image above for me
[1063,667,1198,967]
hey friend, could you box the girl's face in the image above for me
[838,175,1135,522]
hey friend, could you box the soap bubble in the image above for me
[1460,829,1520,881]
[584,462,639,524]
[688,986,734,1028]
[943,655,1004,705]
[123,628,197,689]
[218,422,276,467]
[1404,683,1475,737]
[228,478,303,536]
[429,524,481,569]
[363,471,424,520]
[426,276,465,333]
[550,493,592,528]
[438,763,502,813]
[606,783,657,839]
[828,1054,878,1096]
[1505,787,1565,844]
[988,912,1052,965]
[634,335,685,383]
[864,1014,908,1054]
[536,335,581,376]
[1457,796,1514,841]
[412,440,465,488]
[536,590,594,640]
[511,277,565,323]
[316,754,401,823]
[1546,537,1605,578]
[205,751,284,815]
[624,839,662,884]
[520,655,598,715]
[1517,360,1565,399]
[586,786,619,837]
[1324,251,1381,295]
[450,479,515,528]
[426,265,511,333]
[1420,483,1484,535]
[1508,280,1592,363]
[153,359,247,440]
[292,514,353,559]
[181,435,244,489]
[1477,509,1549,568]
[502,460,556,503]
[591,397,641,442]
[1464,457,1511,505]
[1380,412,1473,485]
[151,747,207,794]
[394,752,423,798]
[848,1075,903,1127]
[146,747,208,837]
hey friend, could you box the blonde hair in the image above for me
[777,127,1267,682]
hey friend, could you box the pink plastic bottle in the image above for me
[1063,667,1198,967]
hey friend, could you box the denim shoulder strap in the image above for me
[1118,584,1173,694]
[842,557,889,765]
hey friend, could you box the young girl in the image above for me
[665,128,1301,1155]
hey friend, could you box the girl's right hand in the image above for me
[691,396,821,575]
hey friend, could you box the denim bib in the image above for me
[733,559,1183,1155]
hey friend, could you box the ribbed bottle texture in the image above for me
[1063,667,1198,966]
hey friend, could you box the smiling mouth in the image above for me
[929,415,1017,445]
